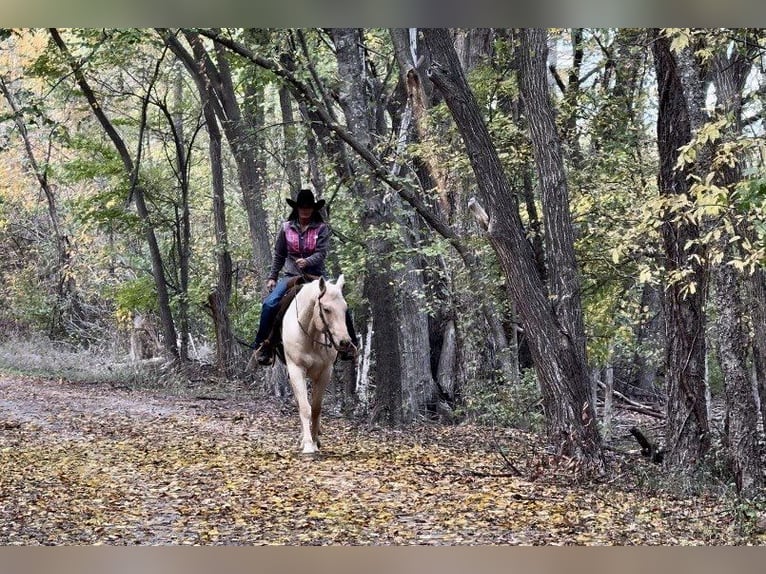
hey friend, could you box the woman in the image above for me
[252,188,356,366]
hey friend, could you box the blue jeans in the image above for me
[252,277,291,347]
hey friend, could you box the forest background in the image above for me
[2,28,766,506]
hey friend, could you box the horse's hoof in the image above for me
[301,443,319,455]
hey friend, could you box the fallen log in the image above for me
[598,381,664,419]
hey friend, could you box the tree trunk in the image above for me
[202,83,235,377]
[713,257,760,494]
[171,65,191,362]
[333,28,436,424]
[162,29,238,372]
[453,28,493,72]
[749,269,766,435]
[518,28,588,368]
[390,27,452,218]
[422,28,603,470]
[165,30,272,281]
[279,84,303,194]
[632,282,663,395]
[710,38,761,495]
[651,30,710,467]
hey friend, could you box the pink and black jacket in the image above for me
[267,220,330,281]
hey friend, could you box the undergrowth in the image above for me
[0,335,197,397]
[460,368,544,432]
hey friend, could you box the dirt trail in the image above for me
[0,374,741,545]
[0,375,261,443]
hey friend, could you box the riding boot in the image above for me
[254,340,274,366]
[338,347,357,361]
[251,278,290,367]
[338,309,358,361]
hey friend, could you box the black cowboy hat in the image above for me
[286,188,325,211]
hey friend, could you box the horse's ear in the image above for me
[318,276,326,294]
[336,274,345,291]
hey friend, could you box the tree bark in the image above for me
[651,30,710,467]
[279,83,303,195]
[332,28,436,424]
[202,81,235,377]
[710,36,761,495]
[168,65,191,362]
[422,28,603,470]
[749,269,766,436]
[632,283,663,395]
[518,28,588,368]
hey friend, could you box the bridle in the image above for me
[295,286,342,351]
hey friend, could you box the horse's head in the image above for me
[314,274,354,355]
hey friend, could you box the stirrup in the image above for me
[254,343,274,366]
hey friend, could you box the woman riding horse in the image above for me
[252,188,356,366]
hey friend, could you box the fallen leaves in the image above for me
[0,374,746,545]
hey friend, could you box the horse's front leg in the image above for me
[286,362,316,454]
[310,365,332,449]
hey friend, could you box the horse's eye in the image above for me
[323,307,332,314]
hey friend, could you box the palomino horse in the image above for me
[281,274,354,454]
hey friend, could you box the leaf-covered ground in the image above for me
[0,373,754,545]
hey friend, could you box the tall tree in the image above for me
[49,28,180,358]
[390,27,519,402]
[161,31,242,374]
[149,64,196,362]
[422,28,603,470]
[331,28,436,423]
[161,29,272,282]
[709,30,761,494]
[518,28,588,368]
[201,87,235,376]
[0,72,82,338]
[651,30,710,467]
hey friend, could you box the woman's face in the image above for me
[298,206,314,221]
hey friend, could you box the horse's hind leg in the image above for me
[286,362,317,454]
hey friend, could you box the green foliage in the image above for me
[110,275,157,317]
[729,494,766,539]
[324,189,367,309]
[573,147,660,365]
[59,132,124,177]
[5,268,54,332]
[461,369,544,432]
[70,184,142,233]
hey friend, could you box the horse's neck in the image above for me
[294,284,318,333]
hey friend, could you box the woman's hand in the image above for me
[295,258,308,269]
[266,278,276,294]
